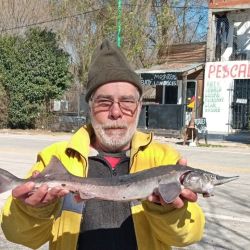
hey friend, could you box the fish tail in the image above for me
[0,168,22,194]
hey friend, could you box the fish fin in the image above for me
[158,183,182,203]
[39,156,69,179]
[0,169,22,194]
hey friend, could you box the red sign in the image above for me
[207,62,250,79]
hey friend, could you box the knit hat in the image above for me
[85,39,143,101]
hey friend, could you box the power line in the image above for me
[0,7,105,33]
[0,3,248,33]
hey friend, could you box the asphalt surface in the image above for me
[155,136,250,250]
[0,130,249,250]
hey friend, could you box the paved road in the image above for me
[0,133,69,250]
[0,132,249,250]
[173,143,250,250]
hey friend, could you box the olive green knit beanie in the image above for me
[85,39,143,102]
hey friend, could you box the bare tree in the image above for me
[47,0,177,87]
[0,0,53,35]
[0,0,208,86]
[170,0,208,43]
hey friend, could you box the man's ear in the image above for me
[138,101,143,109]
[88,100,92,112]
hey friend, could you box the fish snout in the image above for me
[214,175,239,186]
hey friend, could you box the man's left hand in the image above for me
[147,157,197,208]
[147,189,198,208]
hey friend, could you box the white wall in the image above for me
[203,61,250,133]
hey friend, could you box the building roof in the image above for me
[136,62,204,75]
[136,42,205,76]
[158,42,206,64]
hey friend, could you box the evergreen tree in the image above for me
[0,28,72,128]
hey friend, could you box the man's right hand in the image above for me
[12,171,69,207]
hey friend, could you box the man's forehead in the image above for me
[94,93,137,99]
[93,82,139,98]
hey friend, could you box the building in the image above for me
[204,0,250,134]
[137,42,206,132]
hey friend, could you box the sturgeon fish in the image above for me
[0,156,239,203]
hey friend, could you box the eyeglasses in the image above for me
[90,97,140,115]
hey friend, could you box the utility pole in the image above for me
[117,0,122,47]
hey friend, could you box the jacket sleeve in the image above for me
[0,144,63,249]
[142,200,205,247]
[1,195,62,249]
[138,141,205,247]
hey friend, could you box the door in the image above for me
[232,79,250,130]
[164,86,178,104]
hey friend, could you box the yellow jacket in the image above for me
[1,126,205,250]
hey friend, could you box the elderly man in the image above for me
[1,39,205,250]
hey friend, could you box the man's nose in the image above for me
[109,102,123,119]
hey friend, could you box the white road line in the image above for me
[205,212,250,222]
[177,147,250,155]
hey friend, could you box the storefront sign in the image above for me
[236,98,247,104]
[203,81,225,113]
[207,61,250,79]
[140,73,177,86]
[194,118,207,133]
[203,61,250,133]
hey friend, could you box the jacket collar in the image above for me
[131,130,152,150]
[130,130,153,163]
[66,124,153,160]
[66,124,93,158]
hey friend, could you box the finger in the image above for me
[159,189,197,208]
[167,196,185,209]
[181,189,198,202]
[147,194,161,204]
[12,182,35,199]
[177,158,187,166]
[42,187,68,204]
[41,187,61,204]
[57,189,70,198]
[24,184,48,206]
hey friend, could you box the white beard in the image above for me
[90,112,140,152]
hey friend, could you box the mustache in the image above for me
[101,122,128,129]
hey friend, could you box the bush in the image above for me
[0,82,8,128]
[0,28,72,128]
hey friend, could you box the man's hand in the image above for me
[12,171,69,207]
[147,157,197,208]
[147,189,198,209]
